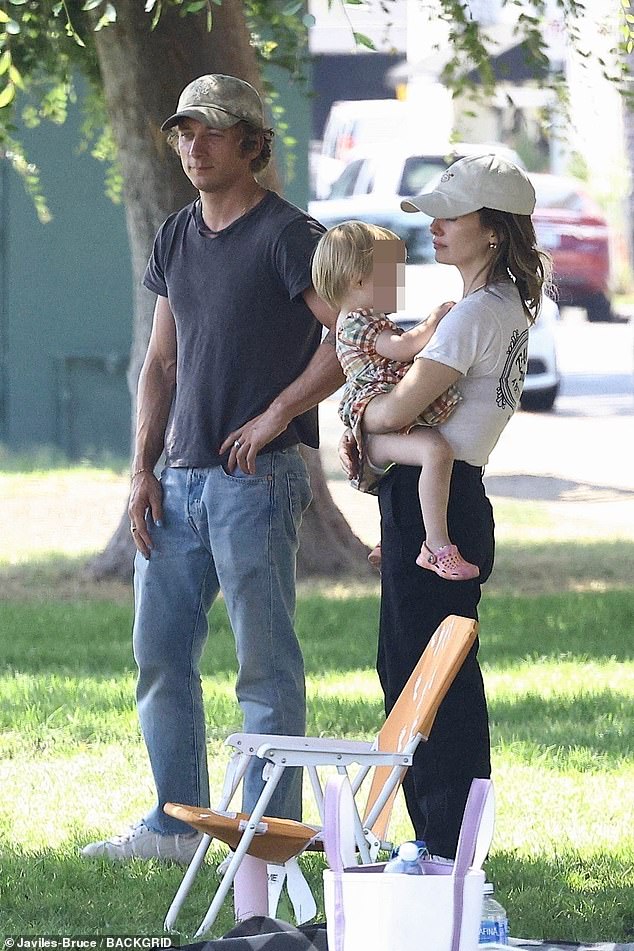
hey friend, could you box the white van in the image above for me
[314,99,522,200]
[321,99,420,163]
[313,100,417,200]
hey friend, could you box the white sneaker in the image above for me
[80,821,203,864]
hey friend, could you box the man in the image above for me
[82,74,341,862]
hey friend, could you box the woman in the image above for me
[341,153,552,859]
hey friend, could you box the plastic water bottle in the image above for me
[412,839,430,862]
[479,882,509,945]
[383,840,425,874]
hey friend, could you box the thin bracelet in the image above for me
[131,467,153,480]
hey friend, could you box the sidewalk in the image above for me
[319,394,634,547]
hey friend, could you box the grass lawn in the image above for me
[0,466,633,943]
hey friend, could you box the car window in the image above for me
[328,160,365,198]
[360,170,375,195]
[323,209,435,265]
[399,158,451,197]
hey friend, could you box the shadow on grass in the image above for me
[487,849,634,944]
[0,845,632,944]
[1,588,633,681]
[488,690,634,767]
[485,472,634,501]
[489,539,634,597]
[479,590,634,665]
[0,843,232,938]
[2,671,631,768]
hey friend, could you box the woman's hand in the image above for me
[338,428,359,480]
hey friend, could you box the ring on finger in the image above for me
[234,439,242,449]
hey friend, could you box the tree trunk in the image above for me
[298,448,370,577]
[84,0,369,581]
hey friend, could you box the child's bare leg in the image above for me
[365,427,479,581]
[365,428,452,550]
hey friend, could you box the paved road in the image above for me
[321,310,634,544]
[487,310,634,495]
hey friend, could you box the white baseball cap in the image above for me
[401,153,536,218]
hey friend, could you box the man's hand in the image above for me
[338,428,359,481]
[128,471,163,558]
[220,404,290,475]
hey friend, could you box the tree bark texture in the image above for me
[85,0,369,581]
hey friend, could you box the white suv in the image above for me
[316,143,524,204]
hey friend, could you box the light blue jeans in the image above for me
[132,447,312,835]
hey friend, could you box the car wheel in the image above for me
[585,292,613,322]
[520,384,559,412]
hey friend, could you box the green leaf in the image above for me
[0,82,15,108]
[82,0,103,9]
[0,50,10,75]
[8,64,24,88]
[183,0,207,11]
[5,19,20,34]
[104,3,117,21]
[282,1,303,14]
[144,0,158,10]
[352,31,376,50]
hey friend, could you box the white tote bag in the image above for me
[323,776,495,951]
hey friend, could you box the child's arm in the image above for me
[374,301,455,362]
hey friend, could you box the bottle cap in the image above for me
[483,882,494,894]
[398,841,421,862]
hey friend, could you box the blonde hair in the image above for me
[311,220,401,310]
[479,209,554,324]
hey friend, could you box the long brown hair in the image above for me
[479,208,554,324]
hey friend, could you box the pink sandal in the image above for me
[416,542,480,581]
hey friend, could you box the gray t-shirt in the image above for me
[143,190,324,467]
[418,281,529,466]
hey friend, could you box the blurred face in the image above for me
[371,239,406,313]
[176,118,251,192]
[430,212,496,277]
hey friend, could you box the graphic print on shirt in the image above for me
[496,327,529,410]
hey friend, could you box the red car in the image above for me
[531,173,613,322]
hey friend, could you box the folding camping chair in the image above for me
[163,614,479,938]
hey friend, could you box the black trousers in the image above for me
[377,461,495,859]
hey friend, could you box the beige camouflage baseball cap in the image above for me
[161,74,264,132]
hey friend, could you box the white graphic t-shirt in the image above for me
[417,280,529,466]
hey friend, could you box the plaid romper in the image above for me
[336,308,462,494]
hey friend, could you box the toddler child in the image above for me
[311,220,479,581]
